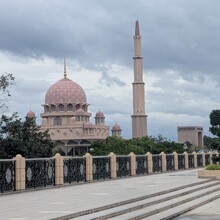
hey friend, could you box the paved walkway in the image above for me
[0,169,219,220]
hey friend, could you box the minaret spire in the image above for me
[131,20,147,138]
[135,20,140,36]
[64,57,67,79]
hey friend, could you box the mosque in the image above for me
[26,20,148,156]
[26,61,122,156]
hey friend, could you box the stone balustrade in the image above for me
[0,151,217,193]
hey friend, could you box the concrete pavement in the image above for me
[0,169,219,220]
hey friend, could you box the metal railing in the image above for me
[0,151,215,193]
[178,154,185,170]
[188,154,194,168]
[205,154,210,166]
[166,154,174,171]
[197,154,203,167]
[25,158,55,189]
[93,156,111,180]
[152,155,162,173]
[63,157,86,184]
[116,156,131,177]
[136,155,148,175]
[0,159,16,193]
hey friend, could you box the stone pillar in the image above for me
[159,152,166,172]
[84,153,93,182]
[192,151,197,168]
[15,154,25,191]
[172,151,178,171]
[129,152,136,176]
[202,152,206,167]
[183,152,189,169]
[54,153,63,185]
[146,152,152,174]
[108,152,117,178]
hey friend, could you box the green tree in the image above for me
[204,135,220,151]
[90,135,185,156]
[0,73,15,112]
[0,113,54,158]
[209,109,220,138]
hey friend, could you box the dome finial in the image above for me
[64,57,67,79]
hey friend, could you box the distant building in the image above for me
[177,126,204,146]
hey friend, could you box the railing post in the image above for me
[184,152,189,169]
[202,152,206,167]
[54,153,63,185]
[84,153,93,182]
[172,151,178,171]
[108,152,117,178]
[129,152,136,176]
[15,154,25,191]
[146,152,152,174]
[192,151,197,168]
[159,152,166,172]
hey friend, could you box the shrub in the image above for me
[206,164,220,170]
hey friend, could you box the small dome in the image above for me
[112,123,121,131]
[84,122,93,128]
[26,110,36,118]
[70,116,76,124]
[42,118,47,125]
[75,108,85,115]
[45,77,87,105]
[96,111,104,117]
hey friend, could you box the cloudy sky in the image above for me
[1,0,220,141]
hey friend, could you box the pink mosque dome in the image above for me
[96,111,104,117]
[112,123,121,131]
[45,77,87,105]
[26,110,36,118]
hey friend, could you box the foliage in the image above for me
[209,109,220,138]
[90,135,185,156]
[212,156,220,164]
[0,73,15,112]
[206,164,220,170]
[0,113,54,158]
[204,135,220,151]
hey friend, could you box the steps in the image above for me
[51,179,220,220]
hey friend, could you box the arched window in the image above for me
[58,104,64,111]
[54,117,62,125]
[44,106,49,113]
[67,104,73,111]
[51,105,56,112]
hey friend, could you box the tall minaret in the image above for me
[131,20,147,138]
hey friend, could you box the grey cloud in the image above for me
[98,70,127,87]
[1,0,220,83]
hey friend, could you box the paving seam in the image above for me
[160,194,220,220]
[127,186,220,220]
[89,181,220,220]
[49,179,213,220]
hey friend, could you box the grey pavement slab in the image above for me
[176,198,220,220]
[0,169,216,220]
